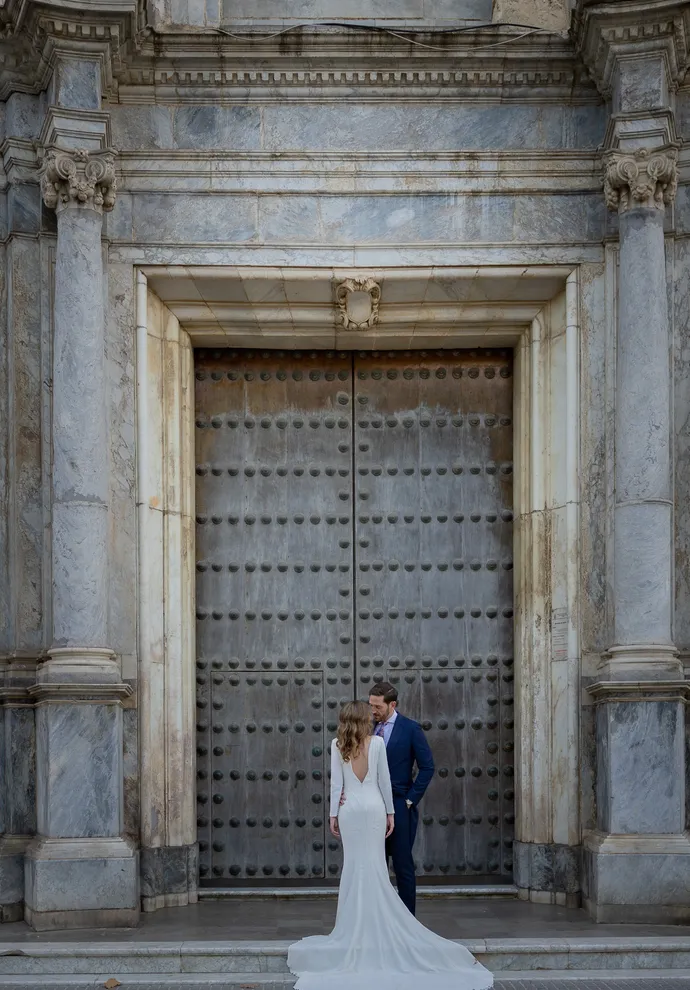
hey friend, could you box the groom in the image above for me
[369,681,434,915]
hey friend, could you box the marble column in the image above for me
[583,147,690,923]
[605,147,679,677]
[23,148,139,930]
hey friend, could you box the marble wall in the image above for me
[147,0,496,30]
[1,25,689,916]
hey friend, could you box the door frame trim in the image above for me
[134,265,582,908]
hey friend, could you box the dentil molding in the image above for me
[40,148,117,214]
[603,146,678,211]
[574,0,690,97]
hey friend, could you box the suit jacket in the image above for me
[383,712,435,807]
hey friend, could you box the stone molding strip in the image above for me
[28,683,133,704]
[587,679,690,704]
[116,68,600,102]
[0,687,35,705]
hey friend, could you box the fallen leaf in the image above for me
[103,978,121,988]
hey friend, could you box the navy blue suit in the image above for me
[381,713,434,916]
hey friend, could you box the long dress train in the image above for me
[287,735,493,990]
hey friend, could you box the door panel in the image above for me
[352,350,514,880]
[195,347,514,885]
[195,349,354,883]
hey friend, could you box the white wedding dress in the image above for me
[287,735,493,990]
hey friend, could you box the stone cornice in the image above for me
[4,2,686,103]
[114,25,599,102]
[574,0,690,97]
[0,0,139,100]
[0,5,601,102]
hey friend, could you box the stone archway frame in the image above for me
[135,264,582,909]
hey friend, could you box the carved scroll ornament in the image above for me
[604,148,678,213]
[41,148,117,214]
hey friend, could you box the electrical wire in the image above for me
[214,19,558,50]
[381,27,546,51]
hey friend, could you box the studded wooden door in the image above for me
[352,352,514,880]
[195,348,514,886]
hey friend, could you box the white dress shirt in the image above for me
[375,709,397,746]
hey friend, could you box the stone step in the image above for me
[197,885,519,900]
[2,973,690,990]
[2,940,690,977]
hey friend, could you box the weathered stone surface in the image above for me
[596,700,685,835]
[584,835,690,923]
[24,836,139,928]
[50,205,109,648]
[609,204,675,658]
[3,705,36,836]
[0,243,9,654]
[35,703,122,838]
[140,844,198,901]
[514,841,581,894]
[49,57,101,112]
[492,0,570,32]
[260,104,605,153]
[106,263,137,678]
[4,93,41,140]
[674,238,690,650]
[7,238,44,654]
[8,185,41,235]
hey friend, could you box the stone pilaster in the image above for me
[23,146,139,931]
[583,141,690,922]
[0,656,37,923]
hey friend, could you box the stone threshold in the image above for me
[198,884,518,899]
[3,939,690,976]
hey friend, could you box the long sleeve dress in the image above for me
[287,735,493,990]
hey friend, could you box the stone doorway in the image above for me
[194,347,514,886]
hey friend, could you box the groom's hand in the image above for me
[339,793,346,806]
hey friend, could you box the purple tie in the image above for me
[375,722,385,738]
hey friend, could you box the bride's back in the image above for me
[347,737,371,784]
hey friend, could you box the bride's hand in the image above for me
[329,816,340,838]
[385,814,394,837]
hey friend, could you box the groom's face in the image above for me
[369,695,396,723]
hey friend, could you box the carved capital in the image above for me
[603,147,678,212]
[40,147,117,214]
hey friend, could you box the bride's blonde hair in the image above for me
[336,701,372,763]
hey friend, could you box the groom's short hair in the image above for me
[369,681,398,704]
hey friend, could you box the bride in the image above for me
[288,701,493,990]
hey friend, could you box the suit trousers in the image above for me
[385,795,418,915]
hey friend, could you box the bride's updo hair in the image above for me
[337,700,372,763]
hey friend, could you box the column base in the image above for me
[24,836,139,931]
[140,844,198,912]
[583,830,690,923]
[0,836,31,923]
[40,647,121,685]
[599,643,681,680]
[514,840,581,908]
